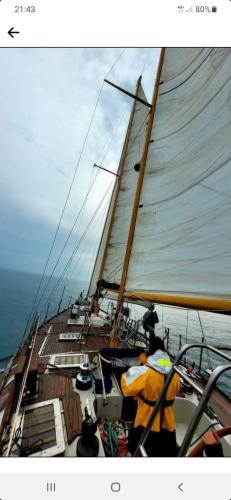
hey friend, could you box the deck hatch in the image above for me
[67,317,86,326]
[49,353,89,368]
[59,332,82,341]
[20,399,65,457]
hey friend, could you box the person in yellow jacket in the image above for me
[121,337,180,456]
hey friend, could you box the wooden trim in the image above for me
[97,76,143,282]
[124,290,231,313]
[115,49,166,319]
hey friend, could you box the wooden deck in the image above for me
[31,308,108,446]
[2,304,231,457]
[37,372,82,444]
[63,394,82,444]
[37,372,73,402]
[36,309,110,357]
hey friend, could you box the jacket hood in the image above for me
[147,350,172,375]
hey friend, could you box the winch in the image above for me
[76,405,99,457]
[76,362,92,391]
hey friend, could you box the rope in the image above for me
[105,49,126,79]
[63,180,113,284]
[40,181,113,315]
[70,189,111,286]
[101,419,129,456]
[22,88,104,339]
[197,311,213,371]
[159,48,214,96]
[22,49,126,340]
[97,108,128,167]
[140,48,151,76]
[65,108,126,287]
[183,309,189,364]
[83,195,110,286]
[190,421,219,447]
[36,168,100,314]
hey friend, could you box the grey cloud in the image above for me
[0,47,159,280]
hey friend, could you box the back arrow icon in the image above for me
[8,27,20,38]
[178,483,183,492]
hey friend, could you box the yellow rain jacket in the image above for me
[121,350,180,432]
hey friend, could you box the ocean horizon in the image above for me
[0,266,231,398]
[0,266,87,361]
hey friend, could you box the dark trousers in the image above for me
[128,426,178,457]
[144,327,156,354]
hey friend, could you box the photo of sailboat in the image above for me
[1,47,231,457]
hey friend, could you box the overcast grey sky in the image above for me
[0,48,159,285]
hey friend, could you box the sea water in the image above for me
[0,267,231,398]
[0,267,86,362]
[125,301,231,399]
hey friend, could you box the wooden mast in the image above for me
[91,76,143,312]
[112,48,165,339]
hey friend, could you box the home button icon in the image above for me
[111,482,121,493]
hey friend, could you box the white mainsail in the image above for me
[89,78,149,295]
[124,48,231,311]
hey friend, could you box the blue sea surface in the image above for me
[108,300,231,399]
[0,267,86,361]
[131,302,231,399]
[1,267,231,399]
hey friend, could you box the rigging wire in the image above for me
[183,309,189,364]
[24,48,153,333]
[186,309,189,342]
[42,184,113,313]
[38,104,125,307]
[41,72,142,304]
[40,181,114,316]
[38,104,125,313]
[74,57,152,288]
[159,48,214,96]
[64,106,127,283]
[64,129,124,286]
[78,197,110,288]
[197,310,213,371]
[29,168,99,321]
[95,110,150,284]
[67,187,110,285]
[140,48,151,76]
[22,85,103,338]
[22,49,127,339]
[97,108,128,167]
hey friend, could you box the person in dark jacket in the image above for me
[142,304,159,348]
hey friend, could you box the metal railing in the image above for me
[134,343,231,457]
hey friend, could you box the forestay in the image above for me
[125,48,231,311]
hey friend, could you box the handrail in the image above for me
[5,314,40,456]
[178,363,231,456]
[134,343,231,457]
[98,354,108,406]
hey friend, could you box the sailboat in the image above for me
[1,47,231,458]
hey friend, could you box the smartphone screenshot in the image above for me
[0,1,231,499]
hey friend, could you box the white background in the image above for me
[0,0,231,481]
[0,0,230,46]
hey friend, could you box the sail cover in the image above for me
[125,48,231,311]
[89,81,149,295]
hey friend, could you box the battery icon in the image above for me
[212,6,217,12]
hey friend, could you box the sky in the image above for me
[0,48,160,289]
